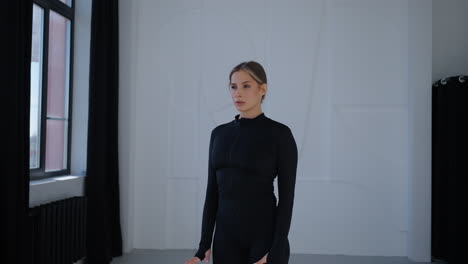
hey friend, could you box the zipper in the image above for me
[229,128,240,163]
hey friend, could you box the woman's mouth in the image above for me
[235,101,245,106]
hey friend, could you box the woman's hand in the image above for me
[184,248,211,264]
[254,252,268,264]
[184,256,201,264]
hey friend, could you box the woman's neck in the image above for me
[238,108,263,119]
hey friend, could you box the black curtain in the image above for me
[431,76,468,264]
[85,0,123,263]
[0,0,32,263]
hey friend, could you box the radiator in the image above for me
[29,196,87,264]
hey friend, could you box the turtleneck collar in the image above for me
[234,112,266,125]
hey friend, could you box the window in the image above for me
[30,0,74,180]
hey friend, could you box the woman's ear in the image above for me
[261,83,268,95]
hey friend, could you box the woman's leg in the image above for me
[245,198,277,264]
[246,226,274,264]
[212,226,249,264]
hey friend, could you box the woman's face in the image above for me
[230,70,266,113]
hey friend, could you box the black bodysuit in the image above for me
[194,112,298,264]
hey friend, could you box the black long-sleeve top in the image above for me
[194,112,298,264]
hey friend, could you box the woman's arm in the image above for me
[267,125,298,264]
[194,128,219,261]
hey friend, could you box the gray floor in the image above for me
[111,249,444,264]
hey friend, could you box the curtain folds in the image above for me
[85,0,123,263]
[431,76,468,264]
[0,1,33,263]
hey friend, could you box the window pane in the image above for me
[45,11,70,172]
[30,4,44,169]
[47,11,70,119]
[45,119,68,171]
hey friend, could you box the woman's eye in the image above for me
[231,86,236,89]
[244,85,250,88]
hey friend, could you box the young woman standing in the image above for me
[185,61,298,264]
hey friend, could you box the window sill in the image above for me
[30,174,85,186]
[29,175,86,207]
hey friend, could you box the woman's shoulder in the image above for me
[210,122,230,136]
[266,117,297,152]
[265,116,293,135]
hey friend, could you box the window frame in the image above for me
[30,0,75,180]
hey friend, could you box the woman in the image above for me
[185,61,298,264]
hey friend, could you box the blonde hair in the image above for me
[229,61,267,103]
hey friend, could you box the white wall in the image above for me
[119,0,138,253]
[432,0,468,82]
[119,0,433,261]
[408,1,432,261]
[70,0,91,176]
